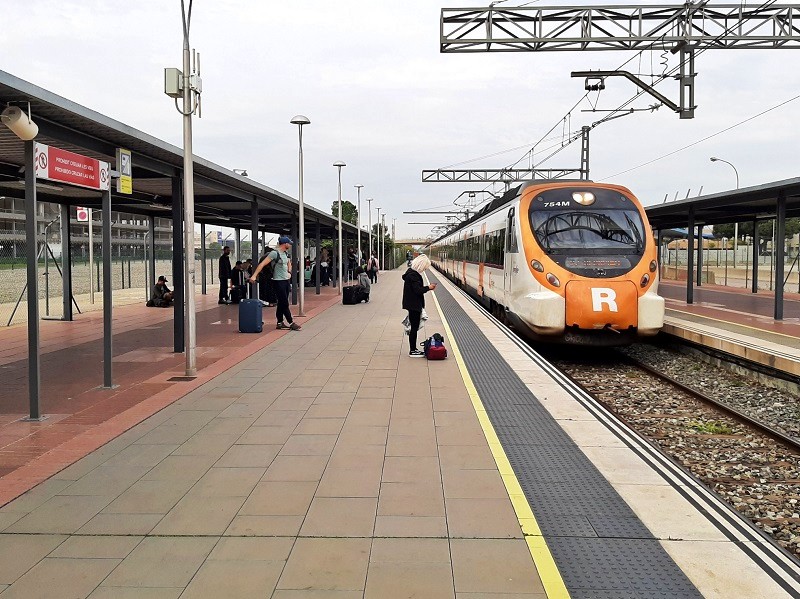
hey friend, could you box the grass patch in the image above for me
[689,420,733,435]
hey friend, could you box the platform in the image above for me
[658,281,800,381]
[0,271,798,598]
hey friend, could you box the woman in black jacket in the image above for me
[402,254,437,357]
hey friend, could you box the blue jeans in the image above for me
[274,279,293,324]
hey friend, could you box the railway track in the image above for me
[548,346,800,560]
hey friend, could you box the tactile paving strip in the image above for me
[430,273,702,598]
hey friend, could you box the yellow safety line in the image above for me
[429,289,571,599]
[666,307,799,340]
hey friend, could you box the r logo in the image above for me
[591,288,618,312]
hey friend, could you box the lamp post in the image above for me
[366,198,373,262]
[376,207,383,271]
[381,212,386,272]
[354,185,364,264]
[291,115,311,315]
[334,161,346,294]
[710,157,740,265]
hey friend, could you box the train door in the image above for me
[504,207,518,298]
[478,223,486,297]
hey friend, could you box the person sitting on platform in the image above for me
[354,265,370,303]
[148,275,174,307]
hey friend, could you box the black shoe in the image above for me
[218,300,228,305]
[409,349,424,357]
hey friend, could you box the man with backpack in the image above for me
[218,245,232,304]
[367,252,379,284]
[248,236,301,331]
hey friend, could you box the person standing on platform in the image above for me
[367,252,379,284]
[218,245,232,304]
[249,236,301,331]
[402,254,436,357]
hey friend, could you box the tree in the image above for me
[713,218,800,252]
[331,200,358,225]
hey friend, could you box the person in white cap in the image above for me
[249,236,301,330]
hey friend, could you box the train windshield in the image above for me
[531,209,645,253]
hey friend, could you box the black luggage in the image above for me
[230,286,243,304]
[239,299,263,333]
[342,285,359,305]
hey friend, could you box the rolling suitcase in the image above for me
[230,286,243,304]
[342,285,359,305]
[239,299,263,333]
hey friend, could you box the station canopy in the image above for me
[0,69,357,238]
[646,178,800,230]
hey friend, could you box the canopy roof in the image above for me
[0,69,358,238]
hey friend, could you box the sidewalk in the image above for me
[0,287,341,505]
[0,271,545,598]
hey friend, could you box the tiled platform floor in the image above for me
[0,285,342,505]
[0,272,545,598]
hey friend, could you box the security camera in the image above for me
[1,106,38,141]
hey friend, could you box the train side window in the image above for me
[499,228,506,264]
[506,208,518,253]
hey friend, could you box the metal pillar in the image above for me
[251,202,259,300]
[60,204,73,321]
[200,222,207,295]
[235,228,241,261]
[147,216,156,289]
[315,220,321,295]
[24,141,41,419]
[291,216,299,305]
[102,187,113,388]
[580,126,590,180]
[656,229,662,270]
[686,207,694,305]
[775,194,786,320]
[172,177,185,353]
[696,225,703,287]
[751,219,759,293]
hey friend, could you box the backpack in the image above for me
[422,333,447,360]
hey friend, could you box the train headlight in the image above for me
[640,273,650,288]
[649,260,657,272]
[572,191,596,206]
[530,260,544,272]
[546,273,561,287]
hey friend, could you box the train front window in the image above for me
[531,210,644,252]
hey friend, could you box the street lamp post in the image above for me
[355,185,363,264]
[376,207,383,271]
[381,213,386,272]
[710,157,740,265]
[366,198,373,262]
[334,161,346,295]
[291,115,311,316]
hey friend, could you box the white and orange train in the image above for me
[429,181,664,345]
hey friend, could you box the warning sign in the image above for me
[34,143,110,191]
[76,207,89,222]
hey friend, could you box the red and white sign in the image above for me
[34,143,110,191]
[76,206,89,222]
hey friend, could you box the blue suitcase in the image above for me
[239,299,263,333]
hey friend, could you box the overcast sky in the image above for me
[3,1,798,239]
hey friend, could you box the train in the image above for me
[428,181,664,345]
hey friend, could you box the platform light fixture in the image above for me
[0,105,38,141]
[334,160,346,295]
[292,115,311,314]
[232,169,248,176]
[710,156,740,264]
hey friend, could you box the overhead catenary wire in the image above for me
[599,93,800,181]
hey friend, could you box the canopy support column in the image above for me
[200,222,207,295]
[24,140,42,420]
[751,219,759,293]
[172,176,185,353]
[147,216,156,291]
[291,216,298,305]
[686,207,694,305]
[695,225,703,288]
[60,203,73,321]
[775,194,786,320]
[251,202,259,300]
[315,220,321,295]
[102,186,114,388]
